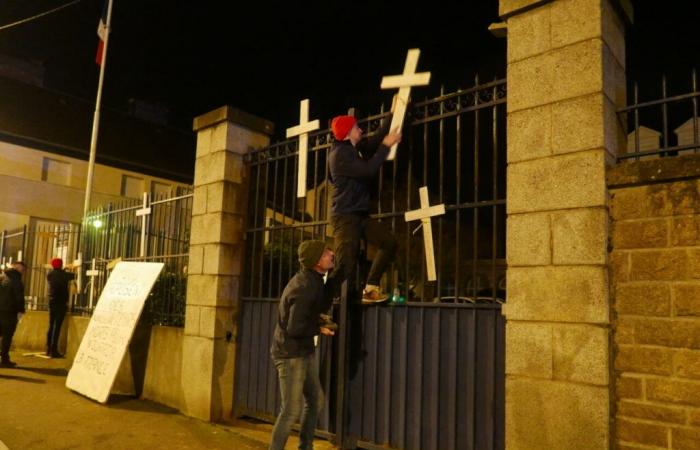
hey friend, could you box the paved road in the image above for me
[0,354,334,450]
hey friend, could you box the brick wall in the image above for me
[610,154,700,449]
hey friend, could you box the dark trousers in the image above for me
[47,304,67,353]
[328,214,398,296]
[328,214,398,381]
[0,311,18,361]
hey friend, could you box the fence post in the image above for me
[335,280,349,448]
[499,0,631,449]
[181,106,273,421]
[19,224,27,261]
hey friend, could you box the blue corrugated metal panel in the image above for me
[234,300,504,450]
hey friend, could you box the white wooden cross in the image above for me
[72,253,83,311]
[286,99,320,198]
[380,48,431,160]
[135,192,151,257]
[86,257,100,309]
[404,186,445,281]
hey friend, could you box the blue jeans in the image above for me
[269,353,324,450]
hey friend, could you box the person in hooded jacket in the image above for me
[269,240,336,450]
[326,113,401,304]
[46,257,75,358]
[0,261,26,367]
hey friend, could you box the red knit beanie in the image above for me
[50,258,63,269]
[331,115,356,140]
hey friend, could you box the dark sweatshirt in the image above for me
[270,268,332,359]
[0,269,25,313]
[47,268,75,306]
[328,119,391,216]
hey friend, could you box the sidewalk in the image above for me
[0,353,335,450]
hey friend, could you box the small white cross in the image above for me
[404,186,445,281]
[381,48,431,160]
[135,192,151,258]
[286,99,320,198]
[86,257,100,309]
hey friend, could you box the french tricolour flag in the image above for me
[95,1,108,66]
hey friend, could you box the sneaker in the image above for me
[362,289,389,304]
[318,314,338,331]
[0,360,17,368]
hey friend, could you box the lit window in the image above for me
[41,157,71,186]
[151,181,171,198]
[121,175,143,198]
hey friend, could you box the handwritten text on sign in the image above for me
[66,262,164,403]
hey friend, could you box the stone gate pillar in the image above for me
[500,0,631,448]
[181,106,273,421]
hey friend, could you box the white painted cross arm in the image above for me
[404,186,445,281]
[381,48,431,160]
[286,99,320,198]
[86,257,101,309]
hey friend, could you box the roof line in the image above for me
[0,129,192,183]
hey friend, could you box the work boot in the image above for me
[362,286,388,304]
[50,350,64,359]
[0,359,17,368]
[318,313,338,331]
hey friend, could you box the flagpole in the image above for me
[82,0,115,221]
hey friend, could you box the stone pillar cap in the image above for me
[193,106,274,136]
[499,0,633,25]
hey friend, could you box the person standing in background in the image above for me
[0,261,27,367]
[46,258,75,358]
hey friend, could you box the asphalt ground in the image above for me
[0,353,335,450]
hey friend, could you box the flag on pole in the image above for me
[95,1,108,66]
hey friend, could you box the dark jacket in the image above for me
[328,119,391,216]
[47,268,75,306]
[271,268,332,359]
[0,269,25,313]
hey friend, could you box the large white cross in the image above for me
[135,192,151,258]
[381,48,431,160]
[404,186,445,281]
[286,99,320,198]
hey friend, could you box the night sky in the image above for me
[0,1,699,139]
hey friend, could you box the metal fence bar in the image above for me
[491,80,500,301]
[473,75,481,301]
[618,70,700,161]
[9,188,196,325]
[236,79,507,449]
[693,69,698,153]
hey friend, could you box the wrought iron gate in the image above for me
[235,77,506,450]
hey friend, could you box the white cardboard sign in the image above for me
[66,262,164,403]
